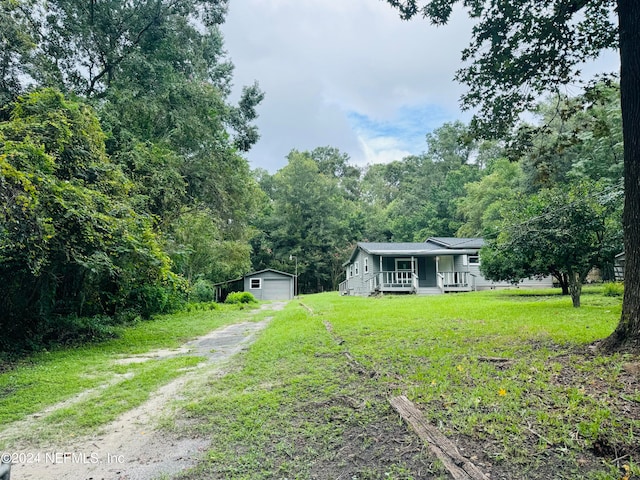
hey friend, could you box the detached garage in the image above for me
[243,269,295,301]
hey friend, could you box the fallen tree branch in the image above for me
[389,395,490,480]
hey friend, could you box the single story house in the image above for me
[339,237,553,296]
[214,268,295,301]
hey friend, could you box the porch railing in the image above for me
[339,279,349,295]
[437,271,475,291]
[371,271,418,292]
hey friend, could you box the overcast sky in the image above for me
[221,0,620,173]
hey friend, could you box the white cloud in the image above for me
[221,0,620,172]
[357,135,413,166]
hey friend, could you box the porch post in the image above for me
[379,255,383,273]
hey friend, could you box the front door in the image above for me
[422,257,437,287]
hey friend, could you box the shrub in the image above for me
[46,315,119,346]
[602,282,624,297]
[224,291,257,304]
[190,279,216,303]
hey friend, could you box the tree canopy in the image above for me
[0,0,264,351]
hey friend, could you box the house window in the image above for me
[355,261,359,276]
[469,255,480,265]
[250,278,262,289]
[349,265,354,277]
[364,258,369,274]
[396,258,413,271]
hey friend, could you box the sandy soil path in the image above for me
[5,302,285,480]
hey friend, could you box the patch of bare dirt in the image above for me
[5,302,286,480]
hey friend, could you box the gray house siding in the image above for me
[453,255,468,272]
[344,250,373,296]
[469,264,553,290]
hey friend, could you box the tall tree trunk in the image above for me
[603,0,640,350]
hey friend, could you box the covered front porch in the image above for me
[339,254,477,295]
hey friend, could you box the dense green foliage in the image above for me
[480,182,623,307]
[0,0,263,352]
[0,89,181,349]
[252,89,623,296]
[224,291,257,304]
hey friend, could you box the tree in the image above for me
[456,158,525,237]
[384,0,640,350]
[166,208,251,284]
[261,150,357,293]
[363,122,484,241]
[511,83,623,192]
[480,183,622,307]
[0,89,177,349]
[2,0,264,238]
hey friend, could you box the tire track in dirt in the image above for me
[6,302,285,480]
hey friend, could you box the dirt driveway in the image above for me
[7,302,285,480]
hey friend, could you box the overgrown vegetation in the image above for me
[169,290,638,479]
[0,0,627,353]
[224,291,257,304]
[1,0,263,353]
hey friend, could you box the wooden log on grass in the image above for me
[389,395,489,480]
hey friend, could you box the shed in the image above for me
[243,269,295,300]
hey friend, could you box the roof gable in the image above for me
[426,237,485,249]
[244,268,295,278]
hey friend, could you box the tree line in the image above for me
[253,83,623,303]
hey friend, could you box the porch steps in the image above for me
[416,287,442,295]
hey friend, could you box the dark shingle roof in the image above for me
[427,237,485,249]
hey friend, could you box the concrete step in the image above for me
[417,287,442,295]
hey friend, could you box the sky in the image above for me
[221,0,620,173]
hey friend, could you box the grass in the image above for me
[0,303,262,445]
[1,289,637,479]
[174,302,437,480]
[171,287,640,479]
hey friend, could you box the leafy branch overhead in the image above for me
[387,0,618,136]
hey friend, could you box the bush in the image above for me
[224,291,257,304]
[190,279,216,303]
[602,281,624,297]
[45,315,119,346]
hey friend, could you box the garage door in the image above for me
[263,278,291,300]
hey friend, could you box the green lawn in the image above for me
[0,303,263,445]
[174,288,639,480]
